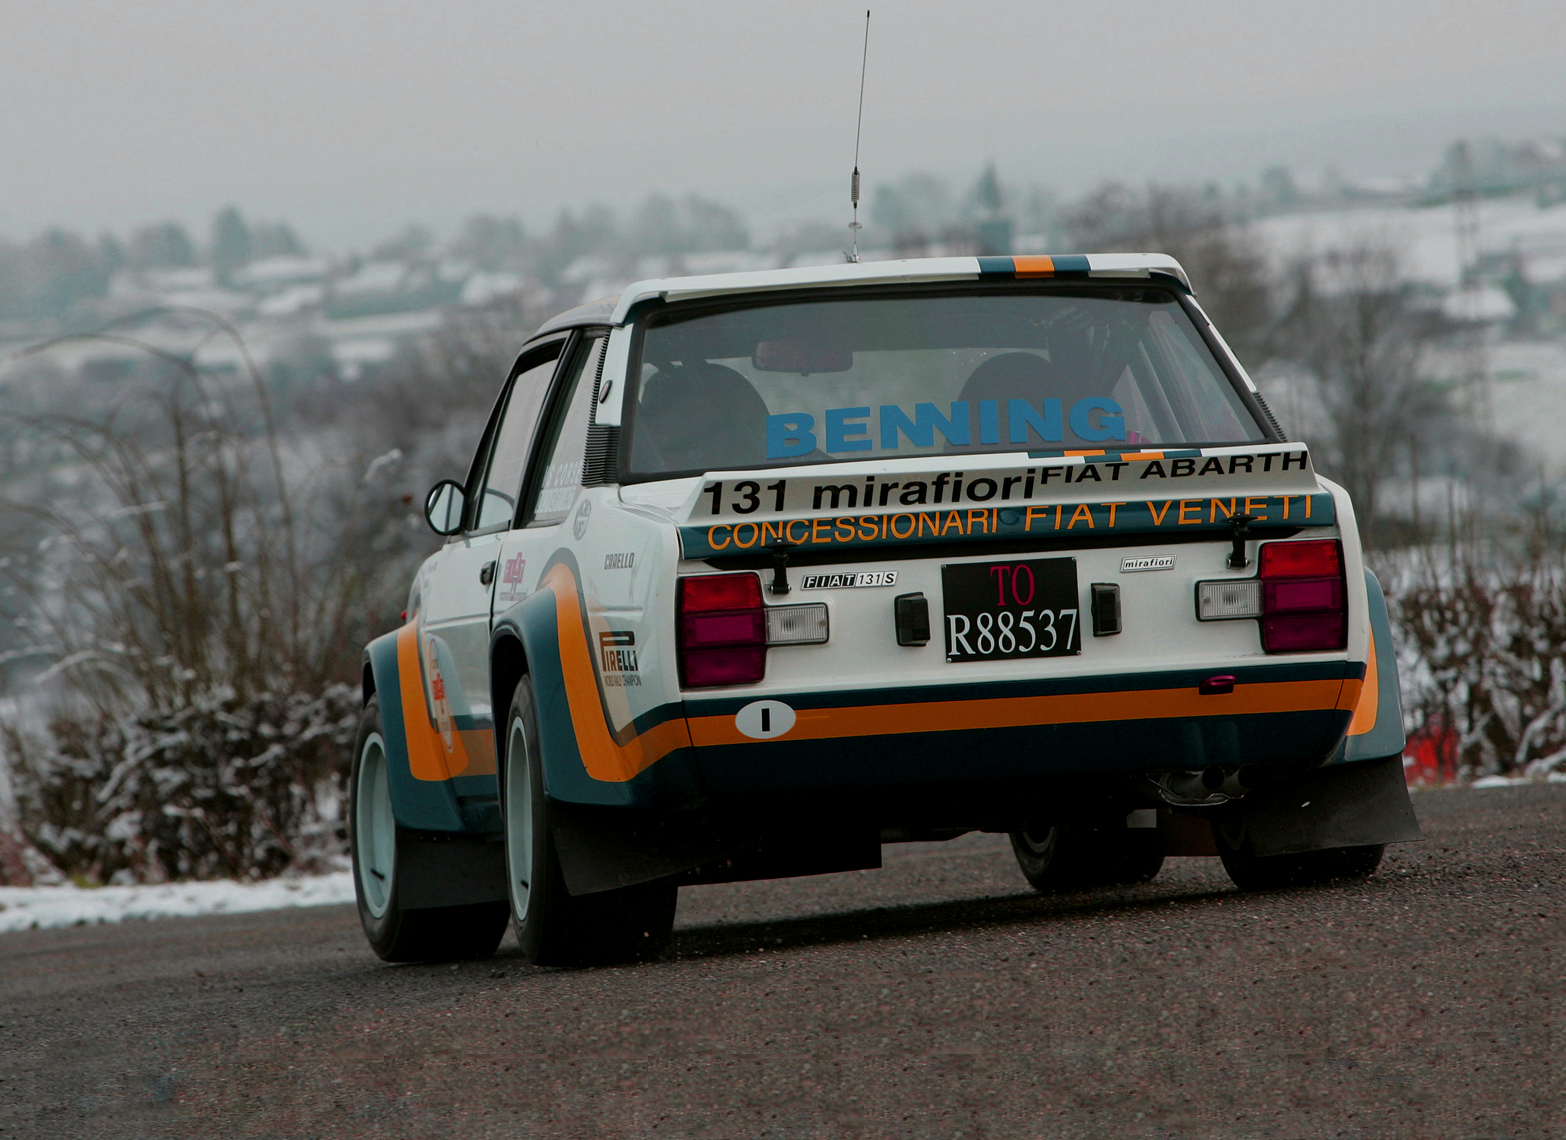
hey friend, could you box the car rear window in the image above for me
[625,286,1266,478]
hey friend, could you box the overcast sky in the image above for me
[3,0,1564,251]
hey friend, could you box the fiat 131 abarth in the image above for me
[350,254,1421,965]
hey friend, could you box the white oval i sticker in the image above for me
[735,700,796,739]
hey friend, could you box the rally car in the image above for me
[350,254,1421,965]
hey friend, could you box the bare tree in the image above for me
[1272,242,1441,533]
[1063,184,1273,362]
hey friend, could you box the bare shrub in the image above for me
[7,685,359,883]
[0,310,412,882]
[1384,547,1566,780]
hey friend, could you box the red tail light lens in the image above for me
[1258,539,1347,652]
[678,573,766,686]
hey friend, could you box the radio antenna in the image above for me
[847,9,870,263]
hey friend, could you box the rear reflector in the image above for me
[1262,612,1346,652]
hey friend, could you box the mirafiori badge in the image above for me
[1120,555,1176,572]
[734,700,796,739]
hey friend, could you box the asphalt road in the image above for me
[2,785,1562,1140]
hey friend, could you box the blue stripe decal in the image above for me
[977,256,1015,277]
[1052,254,1091,274]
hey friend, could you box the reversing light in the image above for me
[1196,579,1263,620]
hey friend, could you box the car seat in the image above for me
[634,362,771,473]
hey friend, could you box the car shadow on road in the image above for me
[662,882,1237,963]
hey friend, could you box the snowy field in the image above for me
[0,870,355,934]
[1249,195,1566,289]
[1248,195,1566,471]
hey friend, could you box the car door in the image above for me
[417,338,564,761]
[490,328,605,621]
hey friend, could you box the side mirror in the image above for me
[424,480,467,536]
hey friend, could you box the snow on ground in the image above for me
[0,871,355,934]
[1249,195,1566,289]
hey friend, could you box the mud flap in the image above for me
[551,803,723,895]
[395,830,508,909]
[550,802,883,895]
[1238,755,1423,857]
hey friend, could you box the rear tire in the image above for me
[502,676,676,966]
[1215,814,1385,890]
[350,696,510,962]
[1009,825,1164,893]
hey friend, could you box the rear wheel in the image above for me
[1009,825,1164,893]
[1215,814,1385,890]
[351,696,510,962]
[502,676,676,966]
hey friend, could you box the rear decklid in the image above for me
[679,441,1327,564]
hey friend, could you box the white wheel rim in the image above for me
[505,715,536,923]
[354,732,395,918]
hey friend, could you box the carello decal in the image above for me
[766,399,1126,459]
[681,493,1335,558]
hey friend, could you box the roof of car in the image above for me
[531,253,1193,338]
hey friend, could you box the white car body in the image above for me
[352,254,1419,964]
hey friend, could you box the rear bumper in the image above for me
[684,660,1360,795]
[550,658,1364,809]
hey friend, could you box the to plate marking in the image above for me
[942,557,1080,662]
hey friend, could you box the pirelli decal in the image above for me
[682,493,1335,558]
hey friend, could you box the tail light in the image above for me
[1258,539,1346,652]
[1196,539,1347,653]
[678,572,767,686]
[676,572,830,687]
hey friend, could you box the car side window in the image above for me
[527,334,604,526]
[470,346,562,533]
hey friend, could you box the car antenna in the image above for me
[846,9,870,264]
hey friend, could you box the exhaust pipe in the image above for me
[1151,765,1257,807]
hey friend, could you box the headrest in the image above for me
[958,351,1056,406]
[637,362,771,471]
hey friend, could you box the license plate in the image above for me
[941,557,1080,662]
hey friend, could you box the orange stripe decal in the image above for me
[543,563,692,783]
[1011,255,1055,277]
[688,678,1351,748]
[397,623,460,781]
[1347,630,1379,735]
